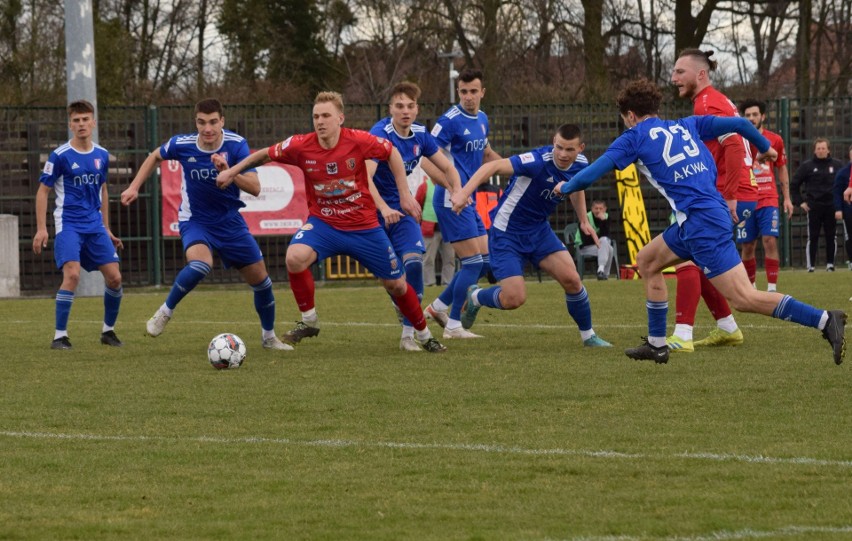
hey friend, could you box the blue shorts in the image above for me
[54,228,120,271]
[733,201,758,244]
[291,216,403,280]
[179,214,263,269]
[662,205,743,279]
[378,214,425,256]
[433,204,486,243]
[488,222,567,281]
[737,206,779,243]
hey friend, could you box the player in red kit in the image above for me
[738,98,793,291]
[216,91,447,353]
[668,49,753,352]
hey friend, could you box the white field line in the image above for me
[1,430,851,468]
[557,524,852,541]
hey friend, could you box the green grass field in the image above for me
[1,271,851,540]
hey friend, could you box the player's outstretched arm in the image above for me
[557,155,617,195]
[451,158,512,214]
[697,116,773,158]
[423,150,462,193]
[33,184,51,254]
[216,148,270,191]
[122,148,164,206]
[212,153,260,196]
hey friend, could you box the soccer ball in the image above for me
[207,333,246,370]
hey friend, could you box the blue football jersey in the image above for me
[369,118,439,210]
[430,105,490,184]
[603,116,725,224]
[160,129,256,224]
[39,142,111,234]
[491,147,588,233]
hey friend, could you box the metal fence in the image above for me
[2,97,851,292]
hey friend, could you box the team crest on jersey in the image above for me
[94,158,102,169]
[220,152,228,162]
[413,144,420,156]
[481,124,486,135]
[327,162,338,175]
[346,158,356,170]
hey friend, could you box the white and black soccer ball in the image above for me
[207,333,246,370]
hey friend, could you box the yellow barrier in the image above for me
[615,164,651,266]
[324,256,375,279]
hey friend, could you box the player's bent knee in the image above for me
[500,291,526,310]
[382,277,408,296]
[105,274,122,290]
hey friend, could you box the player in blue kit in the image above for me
[424,69,502,339]
[556,79,846,364]
[449,124,611,347]
[121,98,292,351]
[33,100,124,350]
[367,81,463,351]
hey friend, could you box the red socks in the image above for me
[743,258,757,284]
[288,269,315,312]
[765,258,779,286]
[699,270,732,319]
[394,284,427,330]
[675,265,701,325]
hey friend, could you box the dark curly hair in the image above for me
[616,79,662,118]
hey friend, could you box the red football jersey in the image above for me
[693,86,758,201]
[268,127,394,231]
[748,128,787,210]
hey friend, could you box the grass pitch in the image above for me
[1,271,851,540]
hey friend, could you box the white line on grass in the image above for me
[557,524,852,541]
[1,430,850,468]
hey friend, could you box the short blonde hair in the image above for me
[314,91,344,113]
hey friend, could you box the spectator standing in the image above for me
[791,138,843,271]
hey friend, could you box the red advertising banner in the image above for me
[160,160,308,236]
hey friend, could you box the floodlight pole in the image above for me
[65,0,104,296]
[438,50,463,104]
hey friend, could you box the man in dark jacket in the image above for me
[791,138,843,271]
[835,144,852,271]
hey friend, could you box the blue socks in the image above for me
[479,254,491,280]
[400,255,424,327]
[166,260,211,310]
[449,254,483,320]
[55,289,74,333]
[476,286,504,309]
[252,276,276,332]
[647,300,669,339]
[772,295,824,329]
[566,286,593,332]
[103,286,123,328]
